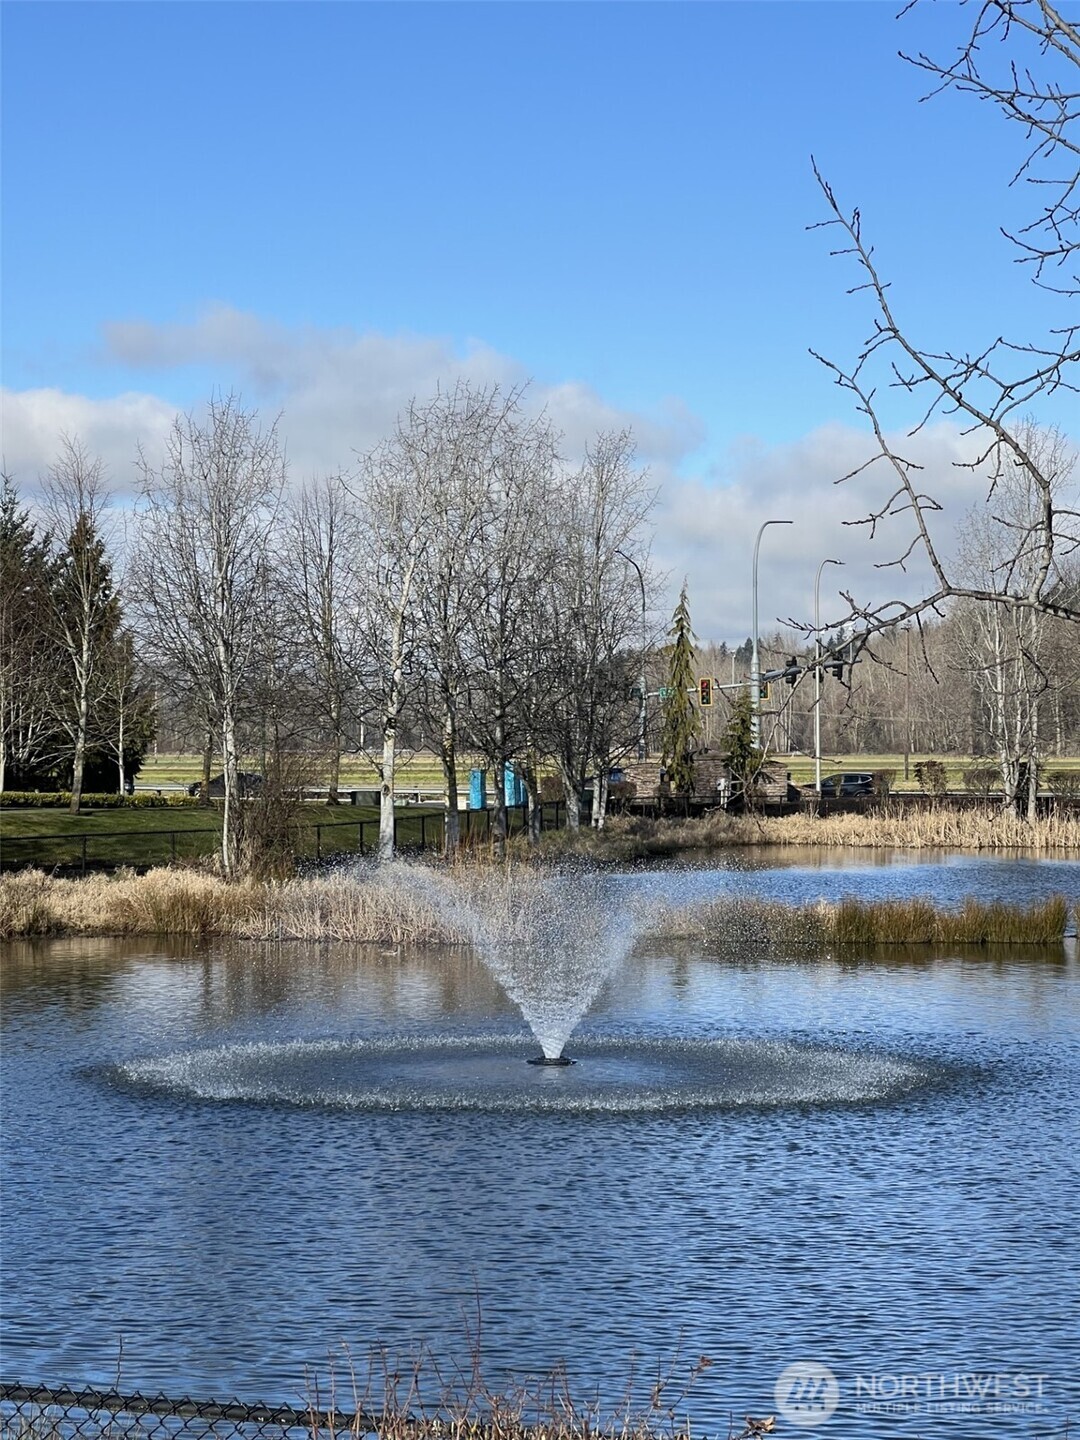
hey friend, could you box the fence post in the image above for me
[316,825,322,862]
[81,835,87,877]
[420,813,427,850]
[171,830,177,863]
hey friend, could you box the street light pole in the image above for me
[618,550,648,760]
[814,557,843,795]
[751,519,793,747]
[904,622,912,782]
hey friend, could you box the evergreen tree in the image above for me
[0,479,57,790]
[721,688,763,810]
[660,582,699,794]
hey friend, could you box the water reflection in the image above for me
[1,856,1078,1440]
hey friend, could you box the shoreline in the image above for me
[1,864,1075,945]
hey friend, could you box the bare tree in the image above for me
[407,385,507,854]
[97,626,154,797]
[462,405,559,858]
[133,396,285,875]
[811,0,1080,634]
[540,430,656,831]
[350,428,432,861]
[282,473,362,803]
[952,422,1077,810]
[42,439,118,813]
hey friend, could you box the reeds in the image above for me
[0,865,1074,947]
[829,894,1070,946]
[540,806,1080,857]
[0,866,460,943]
[671,893,1071,950]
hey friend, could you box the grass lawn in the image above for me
[0,802,446,870]
[138,750,1080,796]
[777,753,1080,790]
[137,752,454,790]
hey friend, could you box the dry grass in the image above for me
[0,1344,744,1440]
[725,805,1080,852]
[830,894,1070,945]
[0,865,460,944]
[0,863,1074,947]
[0,867,258,939]
[673,893,1072,949]
[239,870,460,944]
[540,806,1080,858]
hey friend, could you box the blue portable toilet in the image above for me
[504,765,527,808]
[469,768,488,810]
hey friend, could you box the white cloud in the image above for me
[1,387,174,495]
[3,309,1013,636]
[652,421,995,641]
[97,304,703,474]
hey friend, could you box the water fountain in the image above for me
[400,862,649,1065]
[114,860,933,1114]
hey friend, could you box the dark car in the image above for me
[819,772,874,797]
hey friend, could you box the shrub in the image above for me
[0,791,200,809]
[1046,769,1080,801]
[964,764,999,798]
[914,759,949,796]
[872,769,896,797]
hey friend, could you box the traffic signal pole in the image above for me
[751,519,792,748]
[814,558,843,796]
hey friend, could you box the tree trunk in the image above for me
[593,765,610,831]
[201,729,213,807]
[491,731,508,860]
[441,706,460,858]
[69,686,89,814]
[522,758,542,845]
[560,763,581,829]
[379,727,396,861]
[221,703,240,876]
[117,695,126,796]
[328,694,342,804]
[1027,705,1039,821]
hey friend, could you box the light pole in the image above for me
[904,622,912,782]
[751,518,793,747]
[814,557,843,795]
[618,549,648,760]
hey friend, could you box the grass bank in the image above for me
[538,806,1080,860]
[1,864,1074,946]
[0,803,444,871]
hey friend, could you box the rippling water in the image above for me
[1,854,1078,1437]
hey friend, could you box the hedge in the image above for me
[0,792,202,809]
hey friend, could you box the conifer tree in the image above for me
[721,688,763,810]
[660,582,699,794]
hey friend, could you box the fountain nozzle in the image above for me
[527,1055,575,1067]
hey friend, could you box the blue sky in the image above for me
[1,1,1072,636]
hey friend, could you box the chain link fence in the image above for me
[0,1384,382,1440]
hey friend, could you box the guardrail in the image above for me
[0,803,567,875]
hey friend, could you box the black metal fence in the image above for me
[0,804,568,875]
[0,1383,378,1440]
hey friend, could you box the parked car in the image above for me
[818,772,875,797]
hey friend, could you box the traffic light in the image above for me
[784,655,798,686]
[699,677,713,707]
[828,652,845,680]
[759,680,770,701]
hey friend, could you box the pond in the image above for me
[1,853,1078,1438]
